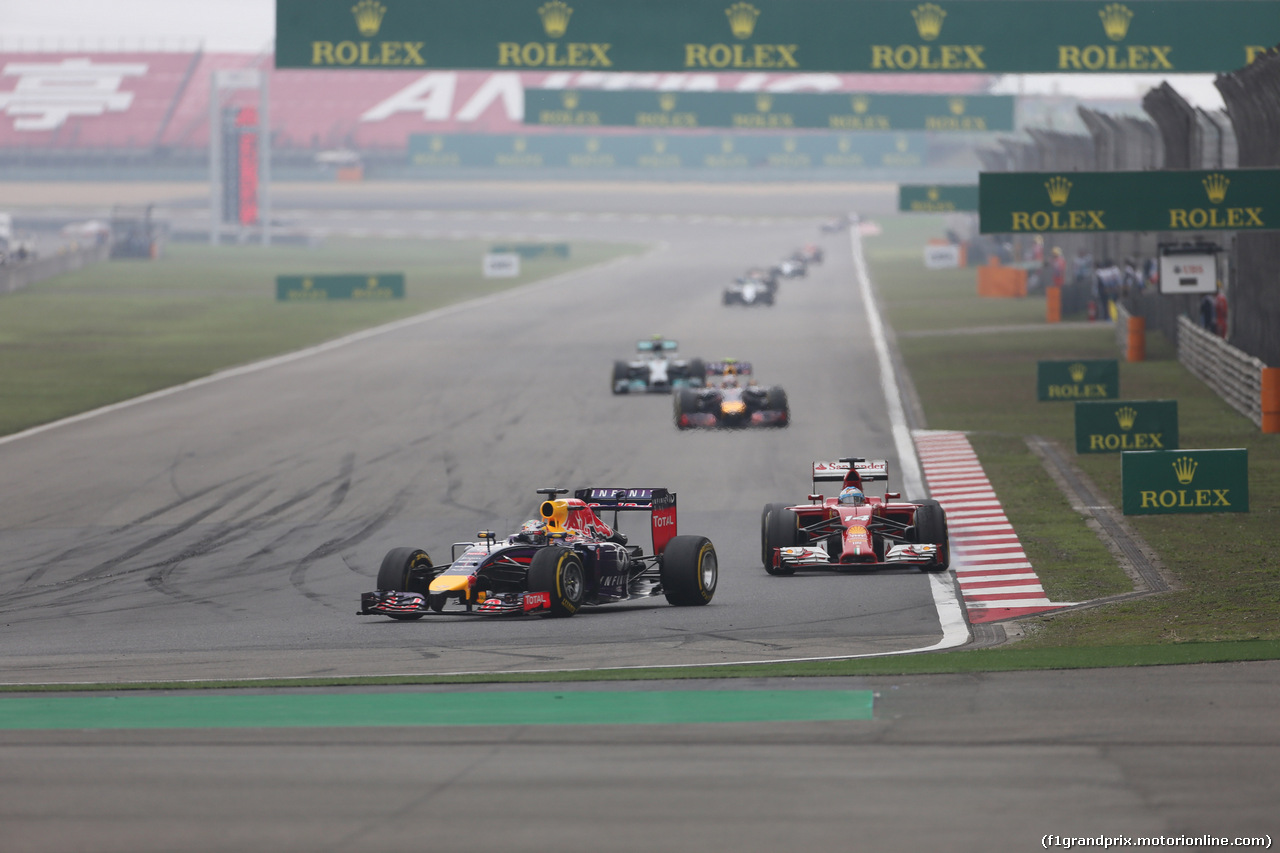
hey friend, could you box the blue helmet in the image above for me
[839,486,865,506]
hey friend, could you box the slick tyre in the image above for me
[612,360,630,394]
[660,535,717,606]
[913,499,951,572]
[527,546,586,618]
[674,388,699,429]
[762,504,799,575]
[687,358,707,387]
[376,547,434,620]
[766,387,789,427]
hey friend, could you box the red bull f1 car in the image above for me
[761,458,950,574]
[673,360,789,429]
[360,487,717,619]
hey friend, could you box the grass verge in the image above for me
[0,238,640,437]
[868,215,1280,648]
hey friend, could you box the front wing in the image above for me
[771,542,941,570]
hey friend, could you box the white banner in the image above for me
[1159,253,1216,294]
[923,244,961,269]
[483,252,520,278]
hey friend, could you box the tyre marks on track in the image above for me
[913,430,1078,624]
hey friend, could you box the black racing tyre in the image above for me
[527,546,586,617]
[762,504,799,575]
[660,535,717,606]
[674,388,699,429]
[687,358,707,386]
[376,547,434,620]
[913,499,951,572]
[766,387,789,426]
[612,360,629,394]
[760,502,794,568]
[723,291,733,305]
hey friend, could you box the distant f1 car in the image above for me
[613,336,706,394]
[761,458,950,574]
[674,360,788,429]
[723,275,776,306]
[360,487,717,619]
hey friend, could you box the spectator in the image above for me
[1051,247,1066,289]
[1073,248,1093,286]
[1200,292,1216,331]
[1214,285,1228,338]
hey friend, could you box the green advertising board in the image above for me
[899,184,978,212]
[276,0,1278,74]
[524,90,1014,132]
[491,243,570,258]
[979,169,1280,235]
[407,132,928,170]
[1037,359,1119,402]
[1122,448,1249,515]
[1074,399,1178,454]
[276,274,405,300]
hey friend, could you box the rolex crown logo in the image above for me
[1099,3,1134,41]
[851,95,869,114]
[784,138,796,153]
[722,138,734,153]
[351,0,387,37]
[431,136,444,152]
[562,91,580,110]
[948,97,966,115]
[538,1,573,38]
[1115,406,1137,431]
[1046,176,1073,207]
[912,3,947,41]
[725,3,761,40]
[838,137,851,153]
[756,93,773,113]
[1069,362,1088,383]
[658,92,677,112]
[1172,456,1198,485]
[654,138,667,153]
[586,137,600,153]
[514,137,527,152]
[1203,172,1230,204]
[896,135,908,152]
[927,187,940,201]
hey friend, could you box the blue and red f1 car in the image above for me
[360,487,717,619]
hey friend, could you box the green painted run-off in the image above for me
[0,689,874,730]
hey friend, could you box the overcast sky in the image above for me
[0,0,1224,108]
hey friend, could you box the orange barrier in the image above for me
[1045,285,1061,323]
[1126,315,1146,362]
[1262,367,1280,434]
[336,166,364,181]
[977,260,1027,298]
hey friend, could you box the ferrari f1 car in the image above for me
[612,336,706,394]
[761,458,950,574]
[673,360,788,429]
[359,487,717,619]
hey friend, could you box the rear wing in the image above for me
[811,459,890,491]
[705,360,753,377]
[575,488,678,555]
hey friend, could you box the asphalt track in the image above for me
[2,183,1277,852]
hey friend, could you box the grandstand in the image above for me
[0,43,997,179]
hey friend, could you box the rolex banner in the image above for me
[407,132,928,170]
[524,90,1014,132]
[979,169,1280,235]
[276,274,405,300]
[276,0,1279,74]
[899,184,979,213]
[1122,449,1249,515]
[1075,399,1178,454]
[1038,359,1119,402]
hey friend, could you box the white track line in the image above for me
[850,221,970,654]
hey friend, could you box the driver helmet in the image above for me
[722,375,738,388]
[839,486,866,506]
[515,519,547,543]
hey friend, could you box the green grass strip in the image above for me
[0,689,873,730]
